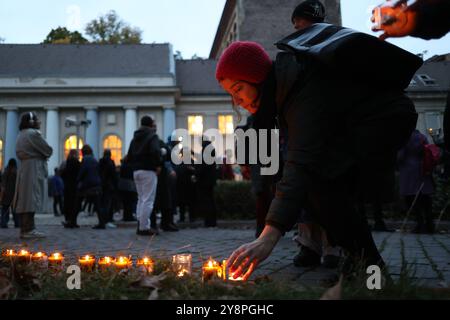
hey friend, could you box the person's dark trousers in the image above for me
[305,172,384,272]
[53,195,64,216]
[19,212,35,234]
[255,189,274,237]
[1,205,19,228]
[405,194,434,233]
[71,194,106,227]
[121,191,137,221]
[169,173,178,222]
[63,190,77,223]
[101,190,113,222]
[196,186,217,227]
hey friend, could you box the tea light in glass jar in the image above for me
[17,249,32,263]
[48,252,64,269]
[136,257,154,274]
[98,256,115,270]
[172,254,192,277]
[78,255,96,272]
[2,249,17,259]
[31,252,48,268]
[115,256,132,270]
[202,258,220,282]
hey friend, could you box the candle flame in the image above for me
[19,249,30,256]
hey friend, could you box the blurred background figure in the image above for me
[1,158,19,228]
[398,129,436,233]
[48,167,64,217]
[118,156,137,222]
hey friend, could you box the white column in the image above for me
[4,107,19,164]
[85,106,99,158]
[124,106,137,152]
[45,107,59,174]
[163,105,176,142]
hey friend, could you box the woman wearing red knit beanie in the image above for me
[218,30,421,281]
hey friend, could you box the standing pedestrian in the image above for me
[13,112,53,239]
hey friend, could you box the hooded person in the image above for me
[126,115,162,236]
[218,25,421,280]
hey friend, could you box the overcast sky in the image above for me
[0,0,448,59]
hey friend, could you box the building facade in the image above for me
[209,0,342,59]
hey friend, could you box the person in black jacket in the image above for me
[99,149,118,227]
[71,145,106,229]
[61,149,81,226]
[1,158,19,228]
[217,25,420,280]
[127,115,162,236]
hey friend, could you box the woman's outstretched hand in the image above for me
[227,225,282,280]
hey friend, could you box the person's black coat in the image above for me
[259,26,420,233]
[127,127,161,171]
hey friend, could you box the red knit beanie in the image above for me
[215,41,272,84]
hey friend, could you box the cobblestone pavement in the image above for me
[0,213,449,288]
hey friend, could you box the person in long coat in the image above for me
[13,112,53,239]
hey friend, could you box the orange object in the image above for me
[136,257,154,274]
[372,1,418,39]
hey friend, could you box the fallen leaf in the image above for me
[148,288,159,300]
[320,274,343,300]
[138,273,167,289]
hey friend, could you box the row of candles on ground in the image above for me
[1,250,244,282]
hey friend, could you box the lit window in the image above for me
[188,115,203,135]
[0,138,3,170]
[103,135,122,166]
[218,115,234,134]
[64,135,84,160]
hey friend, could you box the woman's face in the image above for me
[220,78,260,114]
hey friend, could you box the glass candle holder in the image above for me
[17,249,32,263]
[136,257,154,274]
[48,252,64,270]
[98,256,115,271]
[79,255,96,272]
[202,258,221,282]
[172,254,192,277]
[31,252,48,269]
[114,256,132,271]
[2,249,17,260]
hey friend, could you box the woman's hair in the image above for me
[6,158,17,169]
[81,144,93,156]
[67,149,79,160]
[19,112,39,130]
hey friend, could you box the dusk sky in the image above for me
[0,0,449,59]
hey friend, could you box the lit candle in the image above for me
[136,257,154,274]
[202,258,220,282]
[31,252,47,261]
[98,256,115,270]
[2,249,17,258]
[222,259,244,281]
[114,256,132,270]
[172,254,192,277]
[31,252,48,269]
[78,255,96,272]
[17,249,32,263]
[48,252,64,270]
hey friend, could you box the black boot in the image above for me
[293,245,321,268]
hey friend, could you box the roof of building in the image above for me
[407,56,450,92]
[0,43,173,78]
[176,59,227,95]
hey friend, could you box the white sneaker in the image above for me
[20,230,46,239]
[106,222,117,229]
